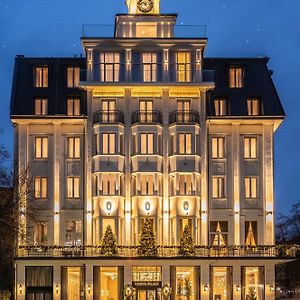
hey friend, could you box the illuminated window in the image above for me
[67,98,80,116]
[102,174,116,195]
[34,221,48,245]
[229,66,244,88]
[100,53,120,82]
[93,267,119,300]
[136,22,157,38]
[67,137,80,159]
[212,177,225,198]
[67,177,80,198]
[67,67,80,87]
[214,98,227,116]
[245,221,257,246]
[102,133,115,154]
[35,98,48,115]
[34,177,47,199]
[175,267,196,300]
[140,174,154,195]
[142,53,157,82]
[242,267,264,300]
[139,100,153,122]
[210,221,228,246]
[179,174,193,195]
[141,133,154,154]
[177,100,191,122]
[35,137,48,159]
[244,137,257,159]
[212,137,225,159]
[179,219,192,237]
[247,98,261,116]
[34,67,48,88]
[179,133,192,154]
[245,177,257,198]
[102,99,116,122]
[211,267,232,300]
[102,220,116,237]
[61,267,84,299]
[176,52,191,82]
[65,221,82,246]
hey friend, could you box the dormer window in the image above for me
[214,98,227,116]
[100,53,120,82]
[229,66,244,88]
[34,66,48,88]
[247,98,261,116]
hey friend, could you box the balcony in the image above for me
[16,245,298,259]
[169,110,200,124]
[93,110,124,124]
[132,110,162,124]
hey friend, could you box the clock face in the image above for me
[137,0,154,13]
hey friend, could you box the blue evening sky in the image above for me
[0,0,299,216]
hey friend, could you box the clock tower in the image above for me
[126,0,160,14]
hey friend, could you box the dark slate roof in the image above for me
[10,56,87,116]
[203,57,285,118]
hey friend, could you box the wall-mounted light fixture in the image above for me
[235,211,239,215]
[106,201,112,215]
[196,59,201,65]
[203,284,209,292]
[266,211,273,216]
[87,284,91,294]
[269,284,275,292]
[145,201,151,214]
[236,284,241,292]
[164,60,168,65]
[183,201,189,214]
[55,284,59,294]
[18,284,23,295]
[201,210,207,214]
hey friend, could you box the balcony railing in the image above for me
[16,245,298,259]
[93,110,124,124]
[80,65,214,84]
[169,110,200,124]
[132,110,162,124]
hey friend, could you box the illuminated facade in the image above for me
[11,0,289,299]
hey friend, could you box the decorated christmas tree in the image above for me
[138,219,157,256]
[100,225,117,256]
[247,287,257,300]
[178,224,195,256]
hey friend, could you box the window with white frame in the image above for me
[179,174,193,195]
[140,174,154,195]
[212,177,225,198]
[34,177,48,199]
[141,133,154,154]
[102,133,116,154]
[67,98,80,116]
[35,137,48,159]
[247,98,261,116]
[67,177,80,198]
[65,221,82,246]
[102,174,116,195]
[245,177,258,198]
[212,137,225,159]
[244,137,257,159]
[67,67,80,88]
[34,67,48,88]
[35,98,48,115]
[176,52,191,82]
[214,98,227,116]
[67,137,80,159]
[210,221,228,246]
[100,53,120,82]
[179,133,192,154]
[142,53,157,82]
[229,66,244,88]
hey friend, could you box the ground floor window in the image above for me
[175,267,196,300]
[26,267,53,300]
[242,267,264,300]
[61,267,84,300]
[93,267,120,300]
[211,267,232,300]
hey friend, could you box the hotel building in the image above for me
[11,0,290,299]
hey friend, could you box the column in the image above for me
[163,49,169,82]
[16,264,25,300]
[125,49,132,82]
[233,266,241,300]
[53,265,61,300]
[162,89,170,245]
[195,49,203,82]
[201,265,210,300]
[124,89,132,245]
[124,265,133,285]
[162,266,171,286]
[265,263,275,300]
[87,49,93,82]
[85,263,94,300]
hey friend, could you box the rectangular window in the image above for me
[102,133,116,154]
[61,267,84,300]
[212,137,225,159]
[229,66,244,88]
[179,174,193,195]
[139,100,153,122]
[179,133,192,154]
[34,222,48,245]
[100,53,120,82]
[242,267,264,300]
[67,177,80,198]
[212,177,225,198]
[245,221,258,246]
[102,174,116,195]
[247,98,261,116]
[67,98,80,116]
[210,221,228,246]
[64,221,82,246]
[34,67,48,88]
[35,98,48,115]
[175,267,196,300]
[140,174,154,195]
[244,137,257,159]
[67,137,80,159]
[142,53,157,82]
[67,67,80,88]
[34,177,47,199]
[211,267,233,300]
[35,137,48,159]
[102,99,116,122]
[176,52,191,82]
[140,133,154,154]
[214,98,227,116]
[245,177,258,198]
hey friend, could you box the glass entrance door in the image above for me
[137,289,157,300]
